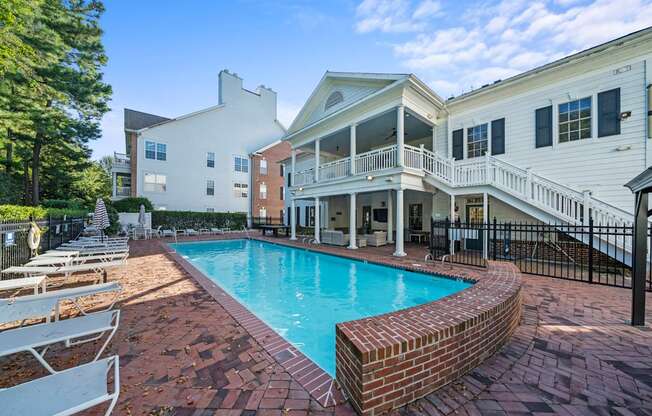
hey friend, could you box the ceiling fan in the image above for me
[383,128,407,141]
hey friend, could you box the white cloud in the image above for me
[277,101,301,129]
[359,0,652,97]
[355,0,443,33]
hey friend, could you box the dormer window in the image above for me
[325,91,343,110]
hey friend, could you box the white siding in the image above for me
[304,82,382,127]
[445,59,648,212]
[136,72,285,212]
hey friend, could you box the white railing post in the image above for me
[583,190,592,224]
[419,144,425,170]
[525,168,532,200]
[485,155,490,185]
[449,157,456,186]
[314,139,320,183]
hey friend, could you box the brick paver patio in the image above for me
[1,233,651,416]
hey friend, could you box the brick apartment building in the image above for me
[251,140,291,223]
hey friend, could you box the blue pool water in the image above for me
[171,239,471,375]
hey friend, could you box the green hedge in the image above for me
[152,211,247,230]
[112,197,153,213]
[0,204,89,221]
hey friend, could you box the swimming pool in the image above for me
[171,239,472,375]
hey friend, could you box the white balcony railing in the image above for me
[293,168,315,186]
[113,152,130,170]
[355,144,398,174]
[403,145,422,170]
[319,157,351,182]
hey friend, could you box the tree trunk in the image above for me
[23,158,30,204]
[31,139,41,206]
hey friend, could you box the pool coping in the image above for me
[160,239,346,407]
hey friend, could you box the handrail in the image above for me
[319,157,351,182]
[355,144,397,174]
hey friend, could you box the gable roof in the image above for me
[124,108,170,131]
[287,72,409,134]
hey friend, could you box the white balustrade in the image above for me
[403,145,422,170]
[319,157,351,182]
[355,145,397,174]
[293,168,315,186]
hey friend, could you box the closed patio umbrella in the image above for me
[93,198,110,240]
[138,204,146,226]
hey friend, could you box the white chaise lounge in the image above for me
[0,355,120,416]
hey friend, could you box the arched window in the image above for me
[325,91,344,110]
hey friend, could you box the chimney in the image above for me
[218,69,243,105]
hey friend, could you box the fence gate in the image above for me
[431,218,651,291]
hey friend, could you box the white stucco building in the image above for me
[284,28,652,260]
[110,70,286,213]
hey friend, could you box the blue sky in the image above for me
[96,0,652,159]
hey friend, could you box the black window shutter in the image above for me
[491,118,505,155]
[598,88,620,137]
[535,106,552,148]
[452,129,464,160]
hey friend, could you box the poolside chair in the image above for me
[3,256,128,284]
[0,355,120,416]
[26,252,128,268]
[161,228,175,237]
[185,228,199,236]
[0,281,122,324]
[0,310,120,374]
[41,246,129,258]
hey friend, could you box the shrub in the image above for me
[112,197,153,213]
[103,200,120,235]
[42,199,85,210]
[152,211,247,230]
[0,204,89,221]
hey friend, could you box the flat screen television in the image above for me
[373,208,388,223]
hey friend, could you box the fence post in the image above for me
[445,217,451,255]
[588,216,594,284]
[47,215,52,250]
[492,217,497,260]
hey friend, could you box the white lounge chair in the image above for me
[39,246,128,258]
[210,227,224,234]
[3,258,128,283]
[0,355,120,416]
[0,310,119,374]
[0,276,47,295]
[184,228,199,236]
[0,281,122,324]
[161,228,175,237]
[26,253,128,268]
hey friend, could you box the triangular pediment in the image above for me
[287,72,407,134]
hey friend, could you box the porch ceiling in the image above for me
[315,109,433,158]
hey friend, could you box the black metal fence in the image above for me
[0,217,86,278]
[250,216,284,227]
[431,217,651,291]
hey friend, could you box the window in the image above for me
[559,97,591,142]
[280,186,284,200]
[156,143,166,160]
[535,106,553,148]
[259,183,267,199]
[206,180,214,196]
[207,208,215,212]
[409,204,423,230]
[207,152,215,168]
[233,183,248,198]
[467,124,488,158]
[259,208,267,218]
[145,141,155,159]
[144,173,166,192]
[145,141,166,160]
[234,156,248,173]
[280,164,284,177]
[259,159,268,175]
[325,91,344,110]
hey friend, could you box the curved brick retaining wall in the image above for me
[335,261,522,415]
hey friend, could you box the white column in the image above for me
[314,139,320,182]
[290,199,297,240]
[314,197,320,243]
[112,172,117,197]
[350,124,357,175]
[291,149,296,185]
[394,188,406,257]
[397,105,405,167]
[348,193,357,249]
[483,192,488,259]
[387,190,394,243]
[450,194,456,255]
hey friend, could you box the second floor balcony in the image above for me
[112,152,131,172]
